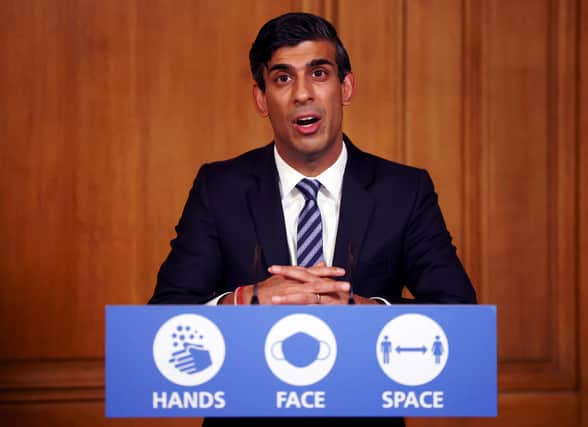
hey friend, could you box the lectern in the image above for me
[106,305,496,417]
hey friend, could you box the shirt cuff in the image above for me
[205,292,233,305]
[370,296,391,305]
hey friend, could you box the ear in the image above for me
[252,84,269,117]
[341,72,355,106]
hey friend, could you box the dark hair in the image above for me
[249,12,352,92]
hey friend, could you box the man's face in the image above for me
[253,40,354,175]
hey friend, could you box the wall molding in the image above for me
[0,359,103,402]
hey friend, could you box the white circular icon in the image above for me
[376,314,449,386]
[153,314,225,386]
[264,314,337,386]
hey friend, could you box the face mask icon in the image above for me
[271,332,331,367]
[265,314,337,386]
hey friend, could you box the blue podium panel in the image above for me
[106,305,496,418]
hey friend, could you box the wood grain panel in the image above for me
[0,360,102,402]
[408,391,578,427]
[0,391,578,427]
[473,0,577,390]
[116,0,295,307]
[404,0,465,253]
[0,0,81,360]
[0,0,295,360]
[300,0,337,19]
[462,0,484,291]
[580,1,588,425]
[0,0,586,425]
[335,0,405,163]
[481,0,551,361]
[539,0,577,391]
[0,401,201,427]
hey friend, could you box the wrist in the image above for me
[241,285,253,305]
[218,293,233,305]
[227,285,253,305]
[355,295,381,305]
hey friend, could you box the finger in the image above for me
[264,279,348,296]
[306,280,350,294]
[256,275,300,289]
[267,265,316,282]
[272,292,320,305]
[272,289,351,305]
[269,264,345,280]
[307,264,346,277]
[253,276,307,304]
[274,282,350,302]
[311,292,350,305]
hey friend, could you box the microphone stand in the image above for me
[250,244,261,304]
[348,241,356,304]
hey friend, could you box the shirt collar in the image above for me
[274,141,348,201]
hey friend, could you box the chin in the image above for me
[296,139,329,157]
[295,130,331,148]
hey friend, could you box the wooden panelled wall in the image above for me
[0,0,586,426]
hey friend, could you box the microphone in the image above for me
[250,244,261,304]
[347,241,356,304]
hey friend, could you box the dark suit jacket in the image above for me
[150,138,476,305]
[149,138,476,427]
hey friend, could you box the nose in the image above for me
[293,77,313,104]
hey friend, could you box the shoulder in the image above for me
[192,143,274,193]
[201,143,273,177]
[346,138,431,191]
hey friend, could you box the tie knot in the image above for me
[296,178,321,201]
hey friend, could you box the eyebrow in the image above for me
[266,58,335,74]
[309,59,334,68]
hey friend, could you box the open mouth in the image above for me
[295,116,320,127]
[290,110,323,136]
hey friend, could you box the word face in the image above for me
[276,391,326,409]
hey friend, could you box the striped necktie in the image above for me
[296,178,324,267]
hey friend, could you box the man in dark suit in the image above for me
[150,12,476,427]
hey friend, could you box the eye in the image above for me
[312,69,328,80]
[275,74,291,84]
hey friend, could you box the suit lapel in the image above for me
[333,139,375,281]
[246,144,291,270]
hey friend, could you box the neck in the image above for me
[276,138,343,177]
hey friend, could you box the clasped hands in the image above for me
[221,263,377,305]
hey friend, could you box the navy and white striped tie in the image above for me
[296,179,324,267]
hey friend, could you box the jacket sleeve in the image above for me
[149,164,224,304]
[403,169,477,304]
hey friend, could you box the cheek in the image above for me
[326,97,344,126]
[266,99,289,121]
[265,101,293,137]
[324,87,343,112]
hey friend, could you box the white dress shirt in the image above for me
[274,143,347,267]
[207,141,388,305]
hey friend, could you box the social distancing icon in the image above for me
[376,314,449,386]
